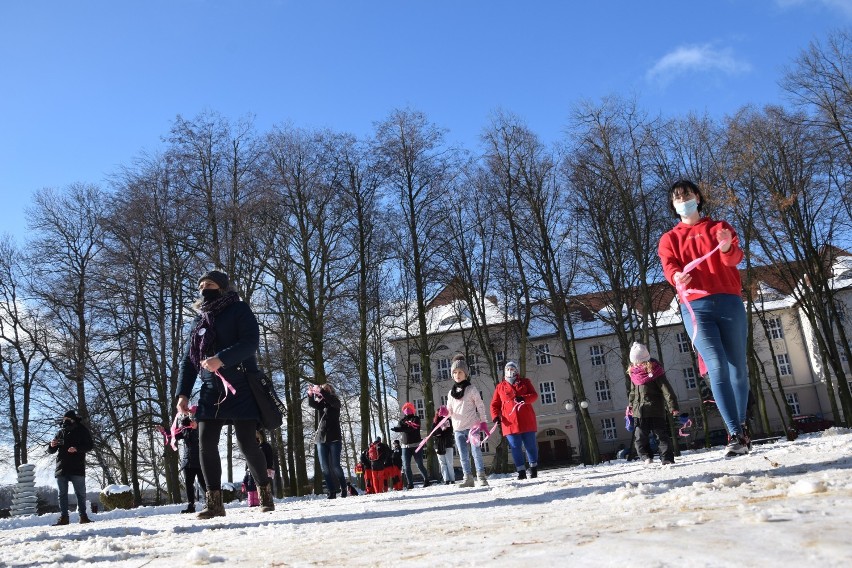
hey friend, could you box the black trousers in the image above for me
[184,467,206,503]
[633,416,674,462]
[198,419,269,491]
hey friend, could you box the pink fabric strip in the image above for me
[676,238,731,348]
[214,370,237,405]
[415,415,450,453]
[508,400,525,416]
[678,418,693,437]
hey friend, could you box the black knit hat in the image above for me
[198,270,229,290]
[63,409,80,422]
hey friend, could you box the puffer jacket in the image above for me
[490,377,539,435]
[177,300,261,422]
[628,359,679,419]
[447,381,488,432]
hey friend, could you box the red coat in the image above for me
[490,377,538,435]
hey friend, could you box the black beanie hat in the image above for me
[198,270,229,290]
[63,409,79,422]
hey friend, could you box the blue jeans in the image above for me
[681,294,749,436]
[454,429,485,476]
[506,431,539,470]
[316,440,346,495]
[56,474,87,517]
[401,446,428,486]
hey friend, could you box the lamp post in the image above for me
[564,398,590,465]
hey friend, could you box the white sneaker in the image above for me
[724,435,748,458]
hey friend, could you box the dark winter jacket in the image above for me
[391,414,423,447]
[359,449,373,471]
[390,446,402,468]
[307,390,343,443]
[177,300,261,422]
[432,413,455,455]
[174,427,201,471]
[243,468,257,492]
[47,421,94,477]
[628,359,679,419]
[368,441,390,469]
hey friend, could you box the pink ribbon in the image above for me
[467,422,499,446]
[508,400,525,415]
[676,238,731,348]
[678,417,693,437]
[415,415,450,453]
[213,370,237,405]
[164,404,198,451]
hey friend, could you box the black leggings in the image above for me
[184,467,206,502]
[198,419,269,491]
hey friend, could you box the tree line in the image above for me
[1,29,851,497]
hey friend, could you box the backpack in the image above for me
[367,442,380,462]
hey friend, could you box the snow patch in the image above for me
[102,484,132,495]
[788,479,827,496]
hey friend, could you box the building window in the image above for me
[590,345,605,366]
[595,380,611,402]
[601,417,617,440]
[676,332,689,353]
[480,441,491,453]
[536,344,551,365]
[540,381,556,405]
[409,362,421,384]
[776,353,792,376]
[413,399,426,420]
[437,358,451,381]
[468,354,480,377]
[786,392,800,415]
[682,367,696,390]
[766,317,784,340]
[439,395,448,407]
[495,351,506,371]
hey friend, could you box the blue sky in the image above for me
[1,0,850,240]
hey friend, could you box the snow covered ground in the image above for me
[1,429,851,567]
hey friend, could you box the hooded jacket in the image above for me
[658,217,744,300]
[490,377,539,435]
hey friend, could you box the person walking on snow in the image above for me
[48,409,94,525]
[391,403,431,488]
[446,355,490,487]
[490,361,540,479]
[627,342,681,466]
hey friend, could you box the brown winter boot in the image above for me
[477,472,489,487]
[196,489,225,519]
[258,482,275,512]
[79,512,92,524]
[459,474,475,488]
[53,515,69,526]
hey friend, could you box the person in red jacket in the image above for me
[490,362,540,479]
[658,179,749,458]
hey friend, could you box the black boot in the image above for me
[53,515,69,526]
[79,512,92,524]
[259,482,275,512]
[422,479,431,488]
[517,469,527,480]
[180,503,195,514]
[197,490,225,519]
[530,466,538,479]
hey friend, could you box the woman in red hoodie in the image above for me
[658,179,749,458]
[490,362,539,479]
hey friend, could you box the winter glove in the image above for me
[437,405,449,418]
[493,415,501,424]
[514,395,524,403]
[478,421,488,433]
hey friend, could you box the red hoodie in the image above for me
[658,217,744,300]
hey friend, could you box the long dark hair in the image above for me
[668,179,705,218]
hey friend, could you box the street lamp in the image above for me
[564,398,590,465]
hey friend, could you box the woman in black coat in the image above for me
[176,270,273,518]
[308,383,347,499]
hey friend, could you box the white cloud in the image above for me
[646,44,752,85]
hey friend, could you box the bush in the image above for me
[100,485,134,511]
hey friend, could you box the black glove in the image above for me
[493,415,501,424]
[514,395,524,403]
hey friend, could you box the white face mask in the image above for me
[505,369,518,383]
[674,199,698,217]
